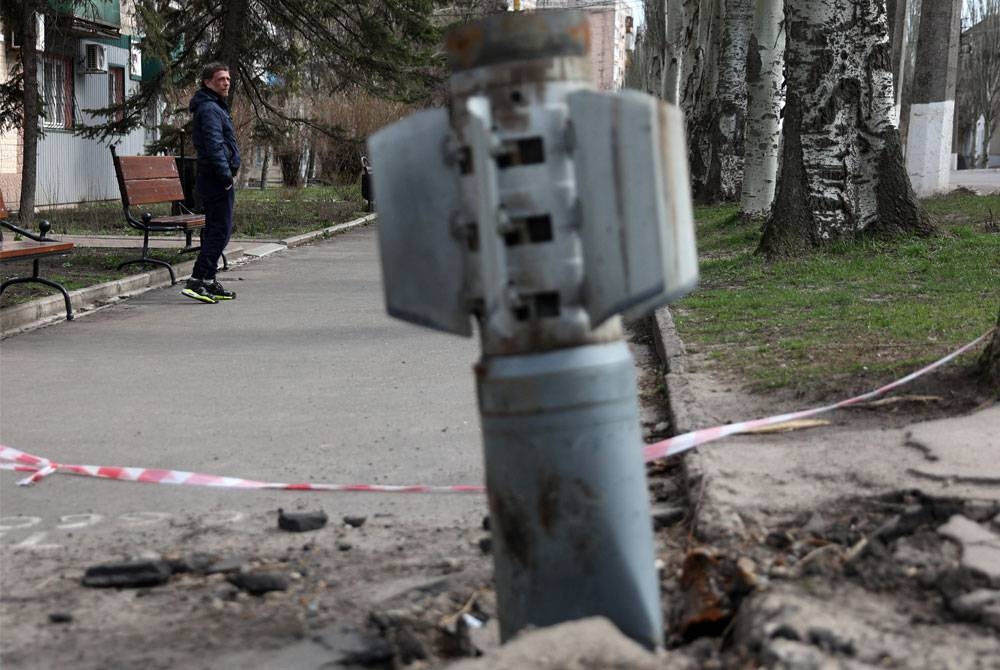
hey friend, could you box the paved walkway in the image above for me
[0,226,486,549]
[950,168,1000,194]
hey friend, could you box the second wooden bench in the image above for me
[111,146,226,285]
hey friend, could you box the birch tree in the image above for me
[663,0,686,103]
[740,0,785,219]
[686,0,755,203]
[758,0,936,258]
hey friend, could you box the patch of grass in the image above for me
[1,249,180,307]
[39,184,367,239]
[672,192,1000,396]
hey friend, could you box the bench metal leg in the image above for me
[117,231,177,285]
[0,258,74,321]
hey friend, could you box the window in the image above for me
[40,55,73,129]
[109,66,125,123]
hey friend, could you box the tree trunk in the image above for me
[886,0,907,125]
[277,149,305,188]
[904,0,962,196]
[759,0,936,258]
[687,0,754,204]
[977,305,1000,395]
[17,6,41,225]
[740,0,785,219]
[219,0,249,105]
[259,146,269,190]
[664,0,686,103]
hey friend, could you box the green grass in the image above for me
[39,184,368,239]
[1,249,180,307]
[672,193,1000,394]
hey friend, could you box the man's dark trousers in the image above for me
[192,173,234,280]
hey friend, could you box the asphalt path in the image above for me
[0,226,487,552]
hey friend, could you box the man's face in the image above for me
[204,69,230,97]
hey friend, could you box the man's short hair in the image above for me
[200,62,230,87]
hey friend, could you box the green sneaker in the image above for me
[181,279,217,304]
[204,279,236,300]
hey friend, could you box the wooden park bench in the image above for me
[0,191,75,321]
[110,146,226,285]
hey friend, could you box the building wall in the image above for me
[0,2,150,212]
[36,41,146,207]
[0,37,24,209]
[509,0,634,91]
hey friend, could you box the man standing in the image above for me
[182,62,241,303]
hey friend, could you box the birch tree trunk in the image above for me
[759,0,936,258]
[687,0,754,203]
[740,0,785,219]
[664,0,686,103]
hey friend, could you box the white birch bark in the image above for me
[740,0,785,218]
[684,0,753,202]
[759,0,934,256]
[663,0,686,103]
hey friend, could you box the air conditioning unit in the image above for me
[82,42,108,73]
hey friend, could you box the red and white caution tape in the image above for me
[0,444,484,493]
[1,329,993,493]
[642,328,994,463]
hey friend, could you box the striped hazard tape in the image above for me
[1,329,993,493]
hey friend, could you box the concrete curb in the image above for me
[280,213,377,247]
[650,306,748,544]
[1,213,377,338]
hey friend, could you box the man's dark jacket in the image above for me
[189,88,241,184]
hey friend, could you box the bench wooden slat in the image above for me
[124,178,187,205]
[148,214,205,228]
[117,156,181,180]
[0,240,75,261]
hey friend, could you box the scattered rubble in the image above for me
[277,509,328,532]
[81,560,172,588]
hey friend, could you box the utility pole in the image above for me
[369,10,698,649]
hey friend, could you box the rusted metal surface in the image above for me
[445,10,590,71]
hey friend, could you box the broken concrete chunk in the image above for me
[937,515,1000,585]
[343,514,367,528]
[204,556,245,575]
[81,560,172,588]
[949,589,1000,630]
[227,572,288,596]
[278,509,328,532]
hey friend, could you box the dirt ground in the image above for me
[2,318,998,669]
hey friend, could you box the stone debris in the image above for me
[447,617,677,670]
[48,612,73,624]
[81,560,172,589]
[651,504,685,529]
[227,572,288,597]
[277,509,328,533]
[204,556,245,575]
[949,589,1000,630]
[936,515,1000,585]
[342,514,367,528]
